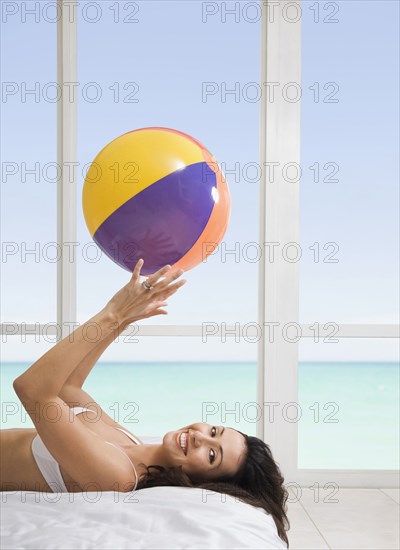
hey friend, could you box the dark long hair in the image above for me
[135,430,290,547]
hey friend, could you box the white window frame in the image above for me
[259,0,399,488]
[1,0,398,487]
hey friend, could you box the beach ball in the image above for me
[82,127,231,275]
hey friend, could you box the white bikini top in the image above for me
[31,406,142,493]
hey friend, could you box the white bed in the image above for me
[1,485,286,549]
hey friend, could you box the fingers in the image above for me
[169,278,187,292]
[142,300,169,319]
[131,258,144,283]
[132,260,186,295]
[153,268,185,291]
[155,279,186,300]
[143,309,168,319]
[146,264,172,286]
[131,260,171,287]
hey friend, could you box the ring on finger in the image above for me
[142,280,154,291]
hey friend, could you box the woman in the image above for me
[1,259,290,547]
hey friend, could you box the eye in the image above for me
[209,426,217,464]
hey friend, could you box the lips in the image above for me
[176,431,188,455]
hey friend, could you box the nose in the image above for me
[188,429,210,448]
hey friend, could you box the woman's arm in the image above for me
[13,260,186,400]
[13,308,118,400]
[61,318,130,390]
[62,262,184,391]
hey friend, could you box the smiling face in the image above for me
[162,422,247,482]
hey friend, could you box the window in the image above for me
[2,0,398,487]
[259,0,399,486]
[76,1,260,327]
[299,0,399,324]
[1,9,57,323]
[296,0,399,475]
[298,339,399,469]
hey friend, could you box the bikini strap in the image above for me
[114,426,142,445]
[105,441,139,492]
[70,406,96,415]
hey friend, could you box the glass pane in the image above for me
[1,335,257,438]
[76,0,260,325]
[299,0,399,323]
[298,338,399,469]
[1,3,57,323]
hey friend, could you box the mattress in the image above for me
[1,485,287,549]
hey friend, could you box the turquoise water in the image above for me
[1,361,398,470]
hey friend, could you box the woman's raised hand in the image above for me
[105,259,187,325]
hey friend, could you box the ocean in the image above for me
[1,361,398,470]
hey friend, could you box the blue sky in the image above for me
[1,0,399,362]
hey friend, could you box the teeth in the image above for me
[179,432,188,454]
